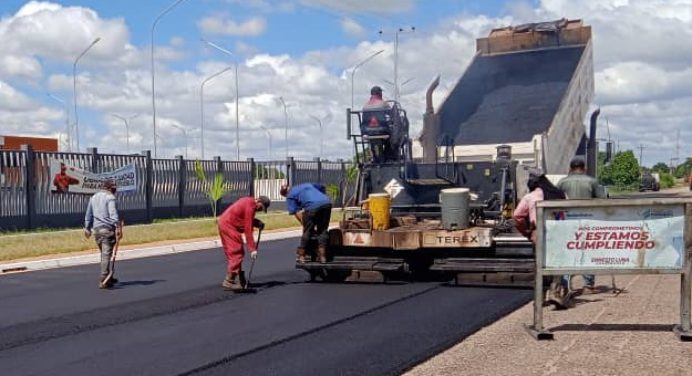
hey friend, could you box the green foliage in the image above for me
[254,165,285,179]
[651,162,669,173]
[325,183,340,202]
[194,160,231,221]
[673,157,692,179]
[341,154,361,206]
[659,172,675,189]
[599,150,640,187]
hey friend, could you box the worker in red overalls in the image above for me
[217,195,271,291]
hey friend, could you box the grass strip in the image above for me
[0,210,343,262]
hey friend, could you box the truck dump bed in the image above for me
[438,46,585,145]
[420,19,594,174]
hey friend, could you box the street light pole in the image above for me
[379,27,415,102]
[309,115,324,159]
[170,124,188,158]
[73,37,101,152]
[151,0,189,158]
[202,40,240,160]
[200,66,234,159]
[111,113,139,154]
[278,96,288,159]
[350,49,384,110]
[47,93,71,152]
[260,125,272,160]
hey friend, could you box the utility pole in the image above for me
[672,128,681,171]
[638,144,646,168]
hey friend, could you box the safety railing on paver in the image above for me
[0,145,351,230]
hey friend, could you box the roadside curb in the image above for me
[0,229,302,274]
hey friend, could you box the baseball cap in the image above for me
[257,196,271,212]
[103,179,116,191]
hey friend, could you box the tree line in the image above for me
[597,151,692,190]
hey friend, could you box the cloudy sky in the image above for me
[0,0,690,167]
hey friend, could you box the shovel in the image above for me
[236,227,262,294]
[101,221,123,288]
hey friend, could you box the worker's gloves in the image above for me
[84,229,92,239]
[250,250,258,260]
[253,219,265,230]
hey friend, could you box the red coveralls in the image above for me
[217,197,259,274]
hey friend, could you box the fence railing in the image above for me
[0,145,351,231]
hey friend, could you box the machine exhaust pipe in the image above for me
[426,75,440,115]
[587,108,600,178]
[420,75,441,162]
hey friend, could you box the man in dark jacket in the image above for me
[557,157,607,293]
[280,183,332,263]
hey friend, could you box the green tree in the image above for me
[600,150,640,187]
[651,162,669,173]
[673,157,692,179]
[194,160,231,221]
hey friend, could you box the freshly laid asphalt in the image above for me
[0,236,532,376]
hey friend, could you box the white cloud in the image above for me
[224,0,295,13]
[0,55,42,80]
[300,0,414,13]
[198,15,267,36]
[0,81,37,111]
[341,17,366,38]
[0,1,130,64]
[0,1,690,166]
[596,62,692,104]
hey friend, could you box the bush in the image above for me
[659,172,675,189]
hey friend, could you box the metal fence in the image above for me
[0,146,351,230]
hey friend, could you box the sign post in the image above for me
[525,198,692,341]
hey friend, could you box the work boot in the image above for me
[99,277,117,289]
[238,270,247,288]
[317,246,328,264]
[296,247,306,264]
[547,280,569,309]
[221,272,243,291]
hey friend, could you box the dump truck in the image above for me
[297,19,599,284]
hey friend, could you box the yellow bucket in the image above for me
[368,193,391,230]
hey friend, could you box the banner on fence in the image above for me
[544,205,685,270]
[50,159,137,194]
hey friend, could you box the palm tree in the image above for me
[194,160,231,221]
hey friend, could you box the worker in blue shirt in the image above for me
[280,182,332,263]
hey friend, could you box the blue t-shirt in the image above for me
[286,183,330,214]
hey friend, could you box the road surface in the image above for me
[0,237,531,376]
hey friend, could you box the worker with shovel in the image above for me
[217,195,270,291]
[84,179,123,289]
[280,183,332,264]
